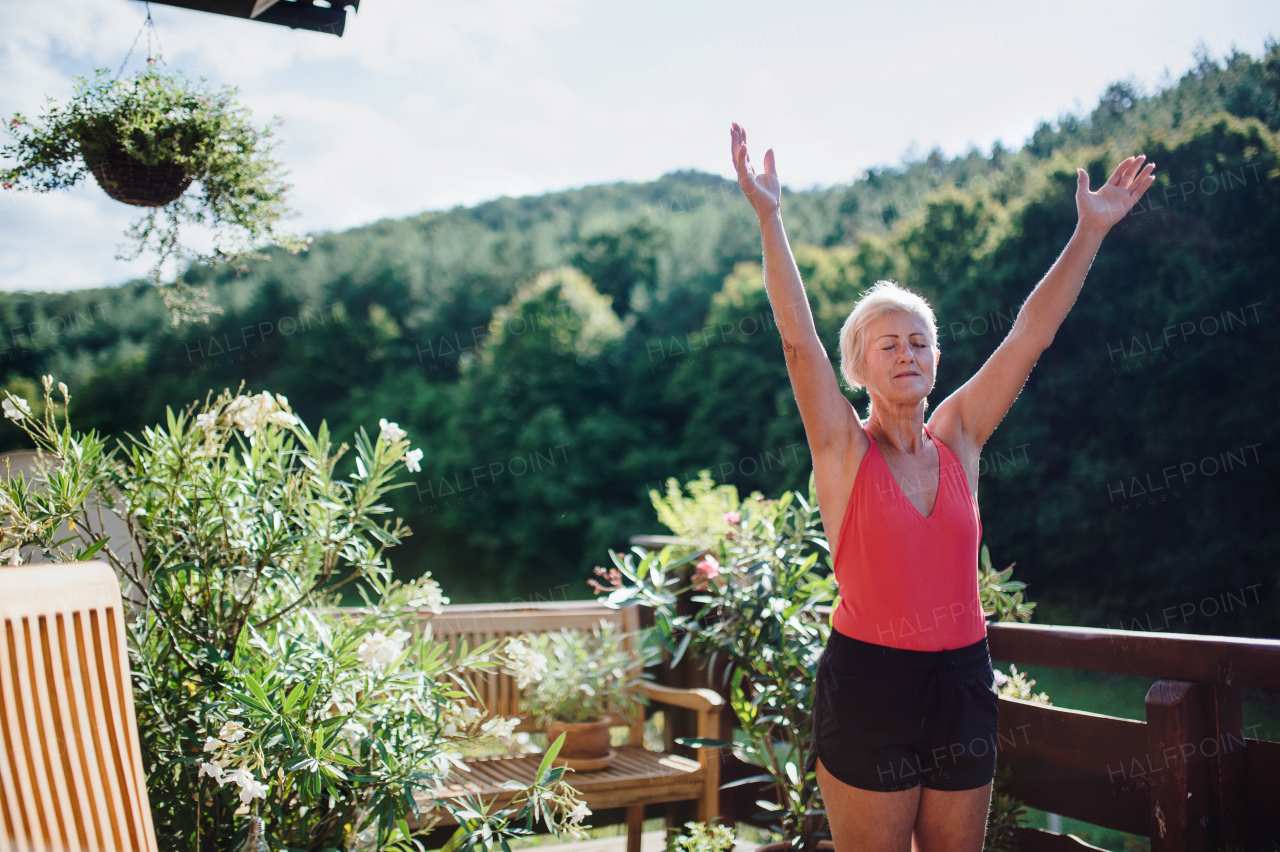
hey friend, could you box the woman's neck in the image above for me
[864,397,929,453]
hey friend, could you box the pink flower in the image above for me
[723,511,740,525]
[692,554,722,591]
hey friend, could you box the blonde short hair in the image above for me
[838,280,938,392]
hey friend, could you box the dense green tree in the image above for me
[1,45,1277,634]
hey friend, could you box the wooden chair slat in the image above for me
[61,613,111,852]
[30,617,76,850]
[0,618,42,850]
[42,615,89,852]
[0,562,158,852]
[84,608,132,851]
[13,616,58,849]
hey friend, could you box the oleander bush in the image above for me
[0,379,587,852]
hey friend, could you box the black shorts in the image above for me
[805,628,998,793]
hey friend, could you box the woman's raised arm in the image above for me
[731,124,861,455]
[932,155,1158,453]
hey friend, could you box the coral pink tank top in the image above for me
[830,424,986,652]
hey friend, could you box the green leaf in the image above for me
[535,732,566,785]
[282,681,306,714]
[243,675,272,713]
[75,537,111,561]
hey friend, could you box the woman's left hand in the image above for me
[1076,156,1157,233]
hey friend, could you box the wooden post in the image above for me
[1145,680,1213,852]
[1206,679,1246,849]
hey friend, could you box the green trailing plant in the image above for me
[1,68,306,325]
[600,470,1049,851]
[669,821,736,852]
[515,621,654,726]
[0,379,587,852]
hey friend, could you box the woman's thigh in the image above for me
[817,757,919,852]
[911,783,992,852]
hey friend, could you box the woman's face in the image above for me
[860,310,938,406]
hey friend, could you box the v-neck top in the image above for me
[830,424,986,651]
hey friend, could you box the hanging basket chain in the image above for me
[114,2,164,81]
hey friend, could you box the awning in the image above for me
[137,0,361,36]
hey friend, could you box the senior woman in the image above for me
[729,123,1155,852]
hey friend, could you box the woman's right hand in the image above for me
[731,122,781,220]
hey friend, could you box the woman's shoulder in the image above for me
[926,409,981,490]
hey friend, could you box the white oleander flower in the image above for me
[505,638,548,688]
[225,392,282,437]
[992,668,1009,687]
[195,412,218,431]
[357,630,412,670]
[406,575,448,613]
[2,397,30,421]
[226,768,268,804]
[203,736,222,753]
[404,448,423,473]
[218,720,249,743]
[442,702,483,736]
[379,419,407,442]
[567,801,592,825]
[481,716,519,739]
[198,761,226,783]
[266,410,299,427]
[0,548,22,566]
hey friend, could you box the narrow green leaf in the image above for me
[535,732,566,785]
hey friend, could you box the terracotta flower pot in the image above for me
[89,144,193,208]
[546,720,616,771]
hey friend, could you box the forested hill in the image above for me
[2,44,1279,634]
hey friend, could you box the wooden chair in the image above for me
[0,561,158,852]
[414,601,724,852]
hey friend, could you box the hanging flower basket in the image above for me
[1,68,307,325]
[89,143,192,207]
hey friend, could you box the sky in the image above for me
[1,0,1277,292]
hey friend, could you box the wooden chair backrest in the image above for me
[0,561,157,852]
[421,601,641,727]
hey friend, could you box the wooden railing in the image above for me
[987,622,1280,851]
[401,587,1280,850]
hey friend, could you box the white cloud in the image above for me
[1,0,1277,292]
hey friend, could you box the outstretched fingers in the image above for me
[1128,162,1157,201]
[731,125,752,181]
[1107,155,1146,187]
[1122,155,1147,188]
[1106,157,1132,186]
